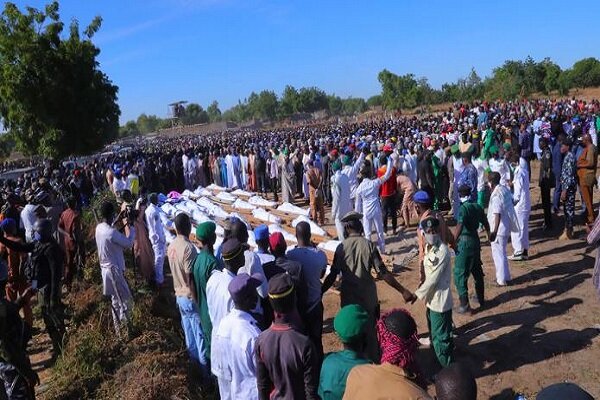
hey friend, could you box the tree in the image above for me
[279,85,299,118]
[119,120,139,137]
[327,95,344,115]
[377,70,421,110]
[136,114,161,133]
[0,2,120,159]
[541,59,562,94]
[207,100,221,122]
[366,95,383,108]
[296,87,328,113]
[569,57,600,88]
[341,97,367,115]
[181,103,208,125]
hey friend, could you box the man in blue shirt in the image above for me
[287,221,328,361]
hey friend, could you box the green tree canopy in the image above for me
[207,100,222,122]
[181,103,209,125]
[0,2,120,159]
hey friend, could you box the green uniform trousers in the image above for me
[477,190,486,209]
[454,235,485,301]
[426,308,453,367]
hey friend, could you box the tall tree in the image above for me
[182,103,209,125]
[207,100,222,122]
[0,2,120,159]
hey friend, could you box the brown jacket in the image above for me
[343,363,432,400]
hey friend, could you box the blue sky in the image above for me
[18,0,600,122]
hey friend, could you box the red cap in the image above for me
[383,144,392,152]
[269,232,286,253]
[330,149,339,157]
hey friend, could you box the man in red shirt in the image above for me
[58,197,83,291]
[377,153,398,235]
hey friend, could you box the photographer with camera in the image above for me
[95,201,136,338]
[0,219,65,361]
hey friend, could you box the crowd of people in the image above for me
[1,97,599,399]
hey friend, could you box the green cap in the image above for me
[489,145,499,155]
[331,160,342,172]
[334,304,369,343]
[450,144,459,154]
[342,155,352,166]
[502,142,511,151]
[196,221,216,242]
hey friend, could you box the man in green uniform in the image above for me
[191,221,218,361]
[318,304,371,400]
[453,185,490,314]
[415,217,453,367]
[322,211,416,362]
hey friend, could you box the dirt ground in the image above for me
[322,161,600,399]
[27,160,600,399]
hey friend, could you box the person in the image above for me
[449,145,464,219]
[576,133,597,229]
[212,273,262,400]
[536,382,594,400]
[58,197,82,290]
[191,221,219,362]
[253,224,274,265]
[132,197,155,284]
[126,169,140,197]
[330,160,351,240]
[434,362,477,400]
[509,156,531,261]
[0,289,39,400]
[167,213,209,378]
[488,172,518,286]
[255,273,320,400]
[343,309,431,399]
[278,149,296,203]
[354,157,393,253]
[0,218,65,358]
[94,201,135,338]
[144,193,166,287]
[551,134,565,213]
[453,185,490,313]
[538,137,554,230]
[559,139,577,240]
[230,220,268,316]
[322,211,416,362]
[414,217,453,367]
[341,150,365,205]
[287,221,328,360]
[20,194,38,243]
[396,169,417,228]
[305,160,325,225]
[0,219,31,327]
[471,152,489,209]
[263,232,302,283]
[414,190,453,283]
[208,238,246,387]
[377,154,398,235]
[318,304,371,400]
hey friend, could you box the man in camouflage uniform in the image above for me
[559,139,577,240]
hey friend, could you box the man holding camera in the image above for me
[95,201,135,337]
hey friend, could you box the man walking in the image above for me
[322,211,416,362]
[453,185,490,313]
[330,160,351,240]
[539,137,554,230]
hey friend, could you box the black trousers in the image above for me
[540,183,552,227]
[301,302,324,365]
[270,177,279,201]
[381,195,398,233]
